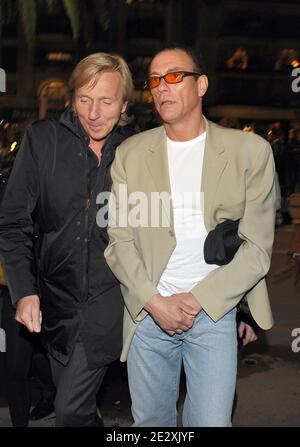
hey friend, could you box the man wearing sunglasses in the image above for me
[105,44,276,426]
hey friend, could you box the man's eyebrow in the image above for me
[149,67,186,76]
[77,94,115,100]
[76,94,92,99]
[99,96,115,100]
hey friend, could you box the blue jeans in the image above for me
[127,308,237,427]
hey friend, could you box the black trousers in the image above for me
[1,286,55,426]
[49,340,108,427]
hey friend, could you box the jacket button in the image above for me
[168,228,175,237]
[76,221,81,226]
[76,236,81,241]
[78,152,83,157]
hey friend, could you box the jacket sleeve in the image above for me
[0,127,40,305]
[190,141,276,321]
[104,148,158,322]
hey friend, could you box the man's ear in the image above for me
[121,101,128,114]
[197,75,208,98]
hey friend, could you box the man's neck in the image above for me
[164,114,205,142]
[89,138,105,161]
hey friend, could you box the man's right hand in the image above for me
[144,293,197,336]
[15,295,42,333]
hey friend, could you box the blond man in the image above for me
[0,53,134,426]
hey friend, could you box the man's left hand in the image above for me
[171,292,202,318]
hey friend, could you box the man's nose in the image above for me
[157,77,169,93]
[88,101,100,120]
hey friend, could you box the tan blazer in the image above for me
[105,118,276,361]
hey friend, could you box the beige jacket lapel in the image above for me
[201,117,228,230]
[144,126,173,228]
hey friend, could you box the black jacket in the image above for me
[0,108,134,368]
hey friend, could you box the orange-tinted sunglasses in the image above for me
[145,71,201,90]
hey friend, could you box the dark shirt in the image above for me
[87,148,99,193]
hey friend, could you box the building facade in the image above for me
[0,0,299,129]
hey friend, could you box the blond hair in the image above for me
[68,52,134,102]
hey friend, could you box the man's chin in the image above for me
[87,123,118,142]
[89,130,109,142]
[158,111,178,123]
[160,116,179,126]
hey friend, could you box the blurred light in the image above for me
[275,49,299,70]
[10,141,17,152]
[46,52,73,62]
[226,48,248,70]
[291,59,300,68]
[4,123,10,129]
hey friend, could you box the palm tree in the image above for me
[0,0,111,49]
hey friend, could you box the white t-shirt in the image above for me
[157,132,219,296]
